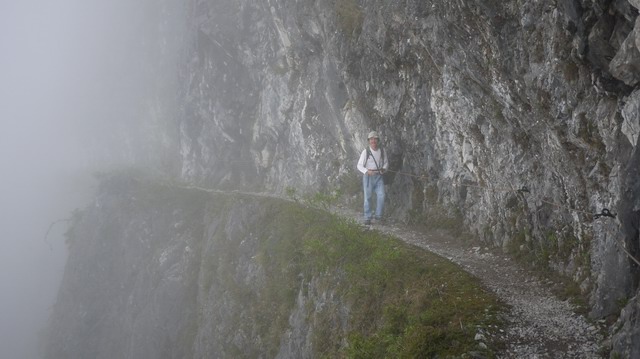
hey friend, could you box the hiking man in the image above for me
[357,131,388,225]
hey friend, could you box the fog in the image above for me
[1,1,155,357]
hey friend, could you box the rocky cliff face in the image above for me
[166,0,640,336]
[76,0,640,356]
[44,176,342,358]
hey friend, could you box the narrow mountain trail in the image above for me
[181,185,605,358]
[332,206,605,358]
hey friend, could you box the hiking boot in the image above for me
[374,217,384,225]
[363,219,371,225]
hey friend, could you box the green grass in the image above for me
[248,201,504,358]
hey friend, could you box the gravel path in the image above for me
[334,207,605,358]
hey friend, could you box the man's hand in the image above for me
[367,169,384,175]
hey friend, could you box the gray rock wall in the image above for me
[86,0,640,355]
[169,0,640,325]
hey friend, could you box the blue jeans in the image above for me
[363,174,385,220]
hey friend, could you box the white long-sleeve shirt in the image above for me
[357,147,388,174]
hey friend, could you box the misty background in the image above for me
[1,1,155,357]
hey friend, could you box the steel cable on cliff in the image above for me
[385,169,640,267]
[384,169,429,181]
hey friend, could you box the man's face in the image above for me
[369,137,378,150]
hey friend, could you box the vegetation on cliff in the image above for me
[48,172,503,358]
